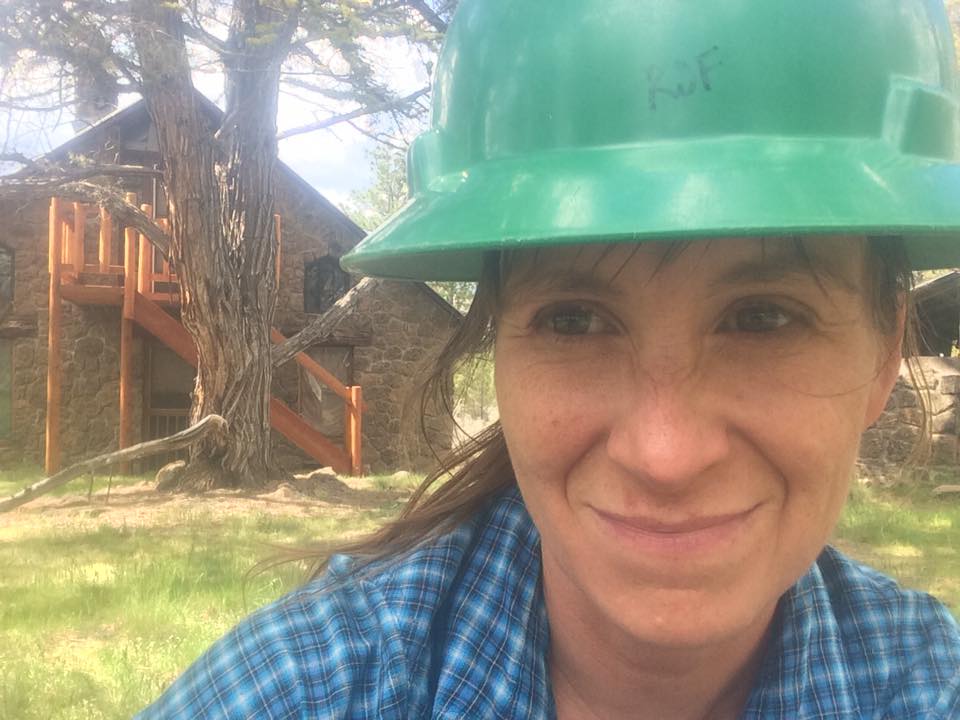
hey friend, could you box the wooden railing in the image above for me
[271,328,364,475]
[46,196,363,475]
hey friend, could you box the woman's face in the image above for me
[494,237,902,650]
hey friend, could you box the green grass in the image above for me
[0,467,956,719]
[0,469,417,720]
[0,464,151,500]
[833,478,960,617]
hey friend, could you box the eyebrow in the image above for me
[710,253,860,294]
[502,267,627,303]
[502,243,862,303]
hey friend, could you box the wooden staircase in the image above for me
[44,196,362,476]
[132,291,354,473]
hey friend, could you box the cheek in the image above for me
[495,347,620,481]
[720,378,865,542]
[722,372,867,474]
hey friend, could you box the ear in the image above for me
[863,303,905,430]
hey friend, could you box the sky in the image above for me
[273,37,430,208]
[0,37,430,212]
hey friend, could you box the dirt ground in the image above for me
[0,471,409,538]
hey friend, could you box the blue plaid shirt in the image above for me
[138,486,960,719]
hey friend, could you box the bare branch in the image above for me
[272,278,373,367]
[0,178,171,256]
[277,85,430,140]
[285,41,350,81]
[5,161,162,182]
[0,415,228,513]
[933,484,960,496]
[282,74,353,95]
[344,120,409,151]
[0,152,38,169]
[181,6,230,55]
[405,0,449,32]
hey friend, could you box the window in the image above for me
[299,345,353,437]
[304,256,350,314]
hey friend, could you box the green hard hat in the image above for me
[342,0,960,280]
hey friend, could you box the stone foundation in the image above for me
[859,357,960,474]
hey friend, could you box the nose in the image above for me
[605,375,730,493]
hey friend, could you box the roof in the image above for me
[913,270,960,305]
[40,93,367,241]
[415,282,465,322]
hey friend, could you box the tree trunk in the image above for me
[131,0,298,490]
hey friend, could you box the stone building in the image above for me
[860,358,960,472]
[0,98,461,474]
[860,273,960,473]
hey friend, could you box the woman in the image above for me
[139,0,960,717]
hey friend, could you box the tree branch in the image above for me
[0,152,38,169]
[0,178,171,256]
[3,160,163,181]
[276,85,430,140]
[272,278,373,366]
[933,484,960,496]
[181,7,230,55]
[344,119,409,151]
[0,415,227,513]
[405,0,449,32]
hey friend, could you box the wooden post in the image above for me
[274,213,282,288]
[72,202,86,273]
[343,391,351,469]
[346,385,363,476]
[120,193,139,470]
[61,206,72,272]
[60,218,70,265]
[98,206,113,273]
[157,218,171,281]
[45,198,63,474]
[48,198,59,275]
[60,215,75,283]
[122,194,138,318]
[138,203,153,296]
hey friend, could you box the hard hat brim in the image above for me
[341,137,960,280]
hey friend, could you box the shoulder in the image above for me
[815,546,959,664]
[135,487,535,719]
[763,546,960,718]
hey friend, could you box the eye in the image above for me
[719,302,794,334]
[535,303,615,337]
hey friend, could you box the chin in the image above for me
[601,582,782,652]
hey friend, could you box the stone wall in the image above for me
[273,170,362,332]
[267,175,463,474]
[324,279,461,473]
[0,198,144,467]
[859,357,960,472]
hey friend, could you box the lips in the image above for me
[588,503,761,557]
[594,507,758,535]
